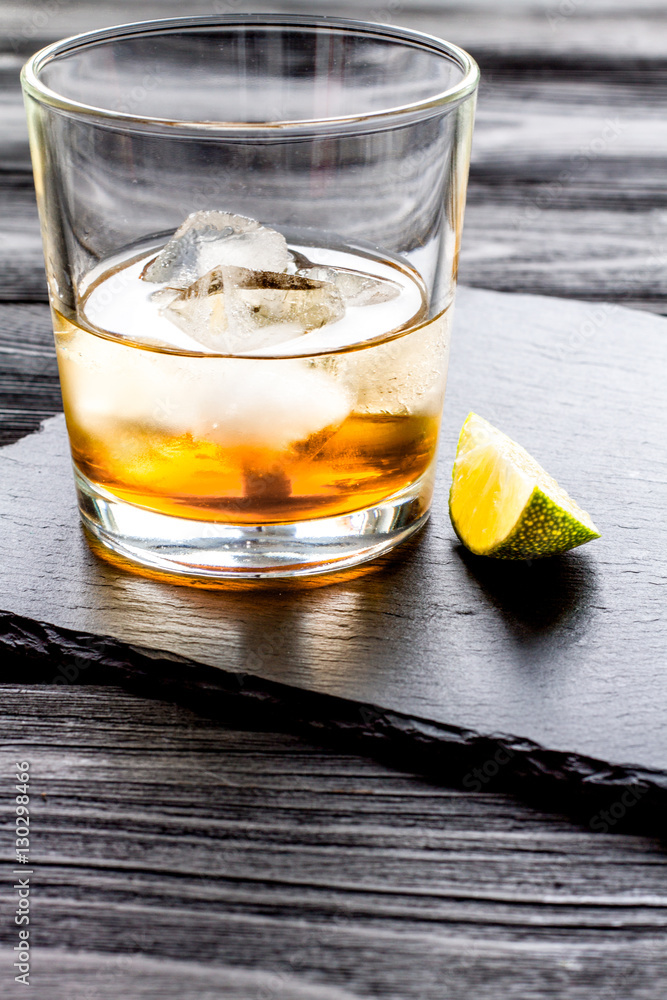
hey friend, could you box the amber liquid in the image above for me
[56,240,449,527]
[68,411,439,523]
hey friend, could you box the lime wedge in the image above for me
[449,412,600,559]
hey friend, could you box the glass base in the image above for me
[75,468,433,580]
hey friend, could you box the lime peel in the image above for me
[449,412,600,559]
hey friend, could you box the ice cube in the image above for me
[149,287,180,309]
[140,211,291,287]
[162,265,345,353]
[196,359,353,451]
[58,325,352,454]
[297,265,401,307]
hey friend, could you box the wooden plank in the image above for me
[0,302,59,444]
[3,0,667,60]
[461,201,667,311]
[0,685,665,1000]
[0,180,45,302]
[4,0,666,309]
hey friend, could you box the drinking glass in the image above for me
[21,15,478,579]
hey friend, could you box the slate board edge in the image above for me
[3,609,666,837]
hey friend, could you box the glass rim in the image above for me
[21,13,479,134]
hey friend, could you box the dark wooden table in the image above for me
[2,3,667,998]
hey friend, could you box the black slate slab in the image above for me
[1,287,666,821]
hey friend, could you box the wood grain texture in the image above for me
[1,685,666,1000]
[2,0,667,312]
[2,3,667,996]
[2,288,666,793]
[0,301,58,444]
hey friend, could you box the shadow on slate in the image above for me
[2,287,667,837]
[456,545,598,639]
